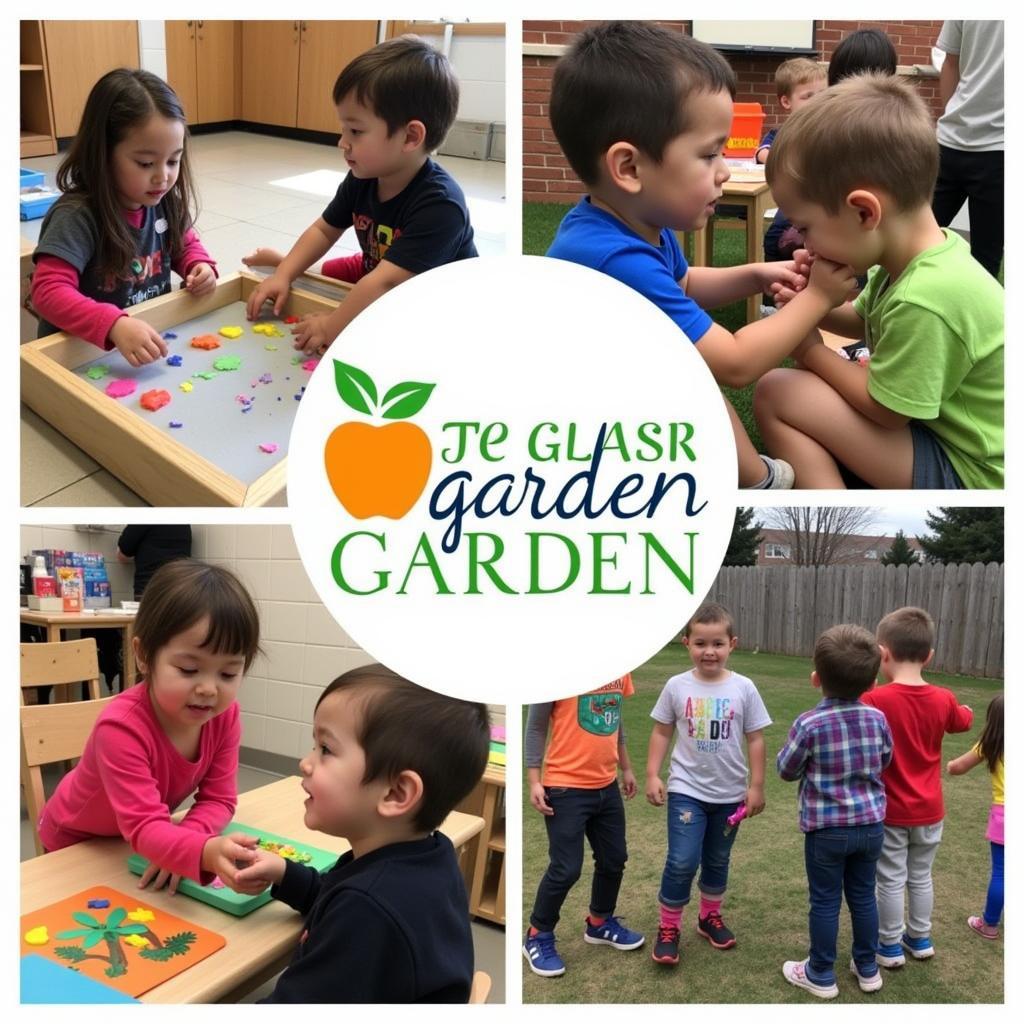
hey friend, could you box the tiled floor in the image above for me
[20,132,507,506]
[21,763,506,1003]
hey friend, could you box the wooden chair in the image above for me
[20,638,102,705]
[20,639,112,856]
[468,970,491,1004]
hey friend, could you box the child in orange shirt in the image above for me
[523,677,644,976]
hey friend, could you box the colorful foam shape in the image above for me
[190,334,220,350]
[24,926,48,946]
[85,365,109,380]
[169,421,183,429]
[104,379,137,399]
[253,322,286,338]
[218,325,244,339]
[179,381,193,392]
[258,442,279,454]
[283,315,300,324]
[87,899,110,909]
[193,371,216,380]
[161,331,177,340]
[213,355,241,372]
[301,358,319,372]
[124,934,151,949]
[166,354,183,367]
[140,389,171,412]
[265,344,278,351]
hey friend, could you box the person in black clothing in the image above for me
[230,665,491,1002]
[117,524,192,598]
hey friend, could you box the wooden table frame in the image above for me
[21,776,484,1003]
[20,271,350,507]
[683,179,775,326]
[20,609,137,690]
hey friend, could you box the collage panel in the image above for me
[19,524,506,1003]
[523,505,1004,1003]
[523,19,1003,491]
[20,18,506,507]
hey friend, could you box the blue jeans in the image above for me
[658,793,742,908]
[804,825,884,984]
[529,782,628,932]
[984,841,1004,926]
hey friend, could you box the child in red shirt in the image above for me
[523,676,644,977]
[861,607,973,966]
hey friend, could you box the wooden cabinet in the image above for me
[242,21,379,131]
[458,766,505,925]
[20,21,56,157]
[166,21,240,125]
[42,21,139,139]
[296,21,379,133]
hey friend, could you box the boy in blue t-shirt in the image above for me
[546,22,856,489]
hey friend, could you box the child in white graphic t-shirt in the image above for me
[646,602,771,966]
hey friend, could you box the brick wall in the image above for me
[524,20,946,204]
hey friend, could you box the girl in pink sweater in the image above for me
[31,68,216,366]
[39,559,260,893]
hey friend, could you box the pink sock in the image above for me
[587,914,606,927]
[699,895,722,920]
[659,904,683,930]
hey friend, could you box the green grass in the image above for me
[522,646,1004,1004]
[524,202,765,449]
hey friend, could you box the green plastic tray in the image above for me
[126,822,337,917]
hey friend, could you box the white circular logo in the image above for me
[288,256,736,703]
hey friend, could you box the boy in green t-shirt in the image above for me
[754,73,1003,489]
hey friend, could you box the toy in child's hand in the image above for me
[256,838,313,863]
[108,317,169,367]
[727,804,747,827]
[184,262,216,297]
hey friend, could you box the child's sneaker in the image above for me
[901,933,935,959]
[652,925,680,965]
[696,911,736,949]
[583,915,645,950]
[968,915,1000,940]
[876,942,906,968]
[782,959,839,999]
[750,454,795,490]
[523,930,565,977]
[849,958,884,992]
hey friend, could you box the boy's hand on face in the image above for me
[529,782,554,816]
[806,256,858,308]
[745,784,766,818]
[621,768,638,800]
[645,775,666,807]
[231,847,289,895]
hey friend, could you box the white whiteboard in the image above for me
[692,21,815,52]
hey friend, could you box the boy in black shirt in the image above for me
[231,666,490,1003]
[245,36,477,354]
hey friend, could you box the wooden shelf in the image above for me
[20,22,56,158]
[21,64,44,71]
[487,820,505,853]
[458,765,505,926]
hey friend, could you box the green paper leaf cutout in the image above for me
[82,930,105,949]
[333,360,377,415]
[71,912,100,928]
[56,928,93,940]
[106,907,126,928]
[381,381,435,420]
[119,923,149,935]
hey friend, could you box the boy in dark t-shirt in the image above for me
[230,666,491,1003]
[245,36,477,354]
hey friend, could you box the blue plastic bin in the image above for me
[20,188,59,220]
[20,168,45,189]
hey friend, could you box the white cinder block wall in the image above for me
[21,524,504,767]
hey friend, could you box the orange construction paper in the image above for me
[20,886,225,998]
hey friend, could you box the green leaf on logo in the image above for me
[381,381,435,420]
[333,360,378,415]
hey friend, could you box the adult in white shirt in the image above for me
[931,21,1004,279]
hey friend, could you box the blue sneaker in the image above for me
[523,930,565,977]
[902,933,935,959]
[583,915,645,950]
[876,941,906,968]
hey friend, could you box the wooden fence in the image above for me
[707,562,1003,678]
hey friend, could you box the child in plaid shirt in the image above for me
[777,624,893,999]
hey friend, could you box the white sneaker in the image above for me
[749,455,795,489]
[849,958,884,992]
[782,959,838,999]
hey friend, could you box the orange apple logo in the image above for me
[324,360,435,519]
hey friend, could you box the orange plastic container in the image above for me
[725,103,765,159]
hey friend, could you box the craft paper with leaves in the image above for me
[20,887,225,998]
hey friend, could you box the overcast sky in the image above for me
[753,506,936,539]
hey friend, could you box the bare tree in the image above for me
[762,507,879,566]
